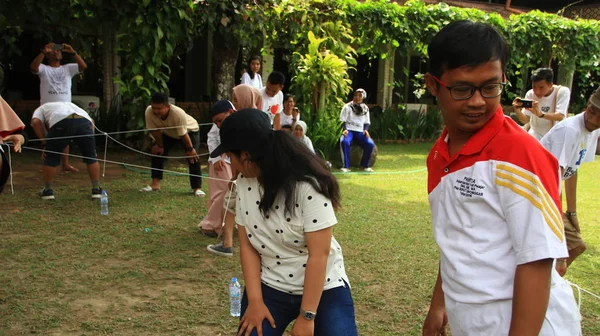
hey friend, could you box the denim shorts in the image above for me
[44,117,97,167]
[239,281,358,336]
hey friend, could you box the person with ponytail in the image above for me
[240,55,264,90]
[211,109,357,336]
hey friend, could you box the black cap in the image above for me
[210,100,235,118]
[210,108,272,158]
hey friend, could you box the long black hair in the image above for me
[233,131,340,217]
[247,55,262,80]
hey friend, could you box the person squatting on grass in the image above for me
[339,89,375,173]
[210,109,358,336]
[140,92,205,197]
[206,84,263,255]
[539,87,600,277]
[422,20,580,336]
[31,102,102,200]
[0,96,26,194]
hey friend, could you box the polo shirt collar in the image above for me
[440,105,506,157]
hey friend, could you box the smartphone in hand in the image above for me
[516,98,533,108]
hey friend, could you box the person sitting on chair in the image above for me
[339,89,375,172]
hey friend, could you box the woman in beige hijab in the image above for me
[232,84,262,110]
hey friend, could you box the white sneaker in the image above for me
[363,167,374,172]
[340,168,350,173]
[194,189,206,197]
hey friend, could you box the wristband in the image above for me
[557,258,568,264]
[565,211,576,217]
[539,113,545,118]
[185,146,194,152]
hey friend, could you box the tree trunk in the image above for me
[213,31,239,100]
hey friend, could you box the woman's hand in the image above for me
[237,301,276,336]
[2,134,25,153]
[290,317,314,336]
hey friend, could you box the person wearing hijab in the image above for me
[232,84,262,110]
[294,120,315,154]
[0,96,26,194]
[339,88,375,172]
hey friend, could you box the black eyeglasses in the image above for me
[433,76,506,100]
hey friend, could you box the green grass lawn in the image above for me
[1,143,599,335]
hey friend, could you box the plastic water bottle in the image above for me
[100,190,109,216]
[229,277,241,317]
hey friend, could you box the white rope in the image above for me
[7,145,13,195]
[102,132,108,177]
[27,123,214,142]
[222,180,236,228]
[93,124,210,159]
[19,145,234,183]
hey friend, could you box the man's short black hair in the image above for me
[150,92,169,104]
[428,20,509,78]
[531,68,554,83]
[267,71,285,86]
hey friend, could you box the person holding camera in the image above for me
[512,68,571,140]
[273,94,300,131]
[31,42,88,173]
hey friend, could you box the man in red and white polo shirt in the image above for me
[421,21,580,336]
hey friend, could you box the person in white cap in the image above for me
[540,86,600,276]
[339,89,375,172]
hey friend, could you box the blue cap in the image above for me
[232,277,238,282]
[211,100,236,118]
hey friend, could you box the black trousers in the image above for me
[150,131,202,189]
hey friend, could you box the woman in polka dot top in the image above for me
[210,109,357,336]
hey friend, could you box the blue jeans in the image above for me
[239,282,357,336]
[340,131,375,168]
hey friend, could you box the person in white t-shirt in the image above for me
[339,89,375,172]
[240,55,264,90]
[201,100,235,252]
[31,42,88,173]
[274,94,300,131]
[513,68,571,140]
[31,102,101,200]
[140,92,205,197]
[211,109,357,336]
[260,71,285,123]
[540,87,600,276]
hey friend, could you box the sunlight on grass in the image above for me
[0,144,598,335]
